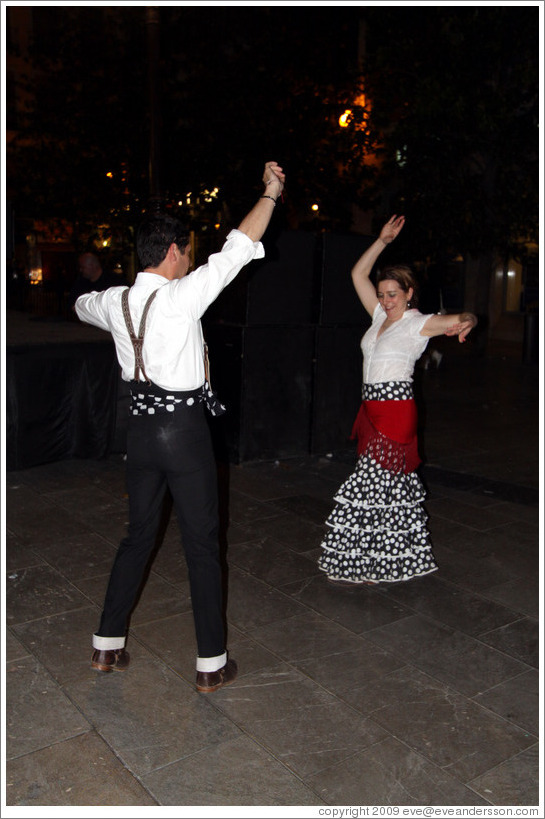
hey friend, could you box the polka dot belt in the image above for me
[363,381,413,401]
[129,380,226,417]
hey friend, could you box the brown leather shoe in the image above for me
[196,658,238,693]
[91,648,130,673]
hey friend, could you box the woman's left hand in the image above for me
[444,314,477,342]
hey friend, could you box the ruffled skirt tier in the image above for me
[318,454,438,584]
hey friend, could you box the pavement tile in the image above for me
[6,488,89,545]
[5,630,32,663]
[305,735,491,806]
[65,651,242,777]
[378,574,521,637]
[6,656,90,759]
[424,496,518,532]
[469,743,540,806]
[364,614,530,697]
[429,543,513,592]
[11,456,128,495]
[424,483,504,510]
[472,533,538,581]
[295,641,405,696]
[476,517,539,548]
[5,483,49,518]
[5,731,158,806]
[269,493,334,525]
[12,607,105,686]
[228,535,322,586]
[479,576,539,618]
[44,482,127,522]
[5,529,46,573]
[247,609,373,663]
[483,500,539,526]
[434,451,538,489]
[473,669,539,736]
[479,617,539,668]
[142,735,325,806]
[4,409,540,809]
[229,511,326,553]
[283,574,412,634]
[133,611,280,684]
[75,506,129,545]
[426,516,491,558]
[226,489,283,526]
[228,462,309,500]
[211,663,388,778]
[32,531,117,582]
[341,666,536,782]
[6,564,92,626]
[6,462,77,495]
[75,569,193,626]
[225,567,309,632]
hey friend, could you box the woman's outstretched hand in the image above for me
[379,215,405,244]
[444,314,478,343]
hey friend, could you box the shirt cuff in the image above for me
[226,228,265,260]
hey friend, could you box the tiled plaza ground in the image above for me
[4,334,541,810]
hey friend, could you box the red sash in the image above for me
[351,399,421,474]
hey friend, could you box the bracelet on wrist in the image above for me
[260,195,277,205]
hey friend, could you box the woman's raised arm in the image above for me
[351,215,405,316]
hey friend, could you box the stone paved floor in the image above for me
[4,450,540,810]
[3,333,541,811]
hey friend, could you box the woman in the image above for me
[318,215,477,586]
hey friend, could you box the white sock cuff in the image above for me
[196,652,227,673]
[93,634,126,651]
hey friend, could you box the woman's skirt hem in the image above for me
[318,564,439,584]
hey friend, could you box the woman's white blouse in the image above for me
[361,304,432,384]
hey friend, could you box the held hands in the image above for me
[444,314,478,343]
[379,215,405,245]
[263,161,285,199]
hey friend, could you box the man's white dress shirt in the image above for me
[76,229,264,391]
[361,303,432,384]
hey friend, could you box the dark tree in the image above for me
[7,3,538,281]
[7,6,367,237]
[355,6,539,271]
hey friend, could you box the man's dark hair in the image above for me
[136,213,190,269]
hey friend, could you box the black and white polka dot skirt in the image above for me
[318,383,438,584]
[318,454,438,584]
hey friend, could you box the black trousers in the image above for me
[96,392,224,659]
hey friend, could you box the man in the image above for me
[69,252,125,308]
[75,161,285,693]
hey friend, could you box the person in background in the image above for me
[69,252,125,308]
[318,215,477,586]
[75,161,285,692]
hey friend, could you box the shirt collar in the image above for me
[133,271,169,289]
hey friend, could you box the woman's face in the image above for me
[377,278,413,322]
